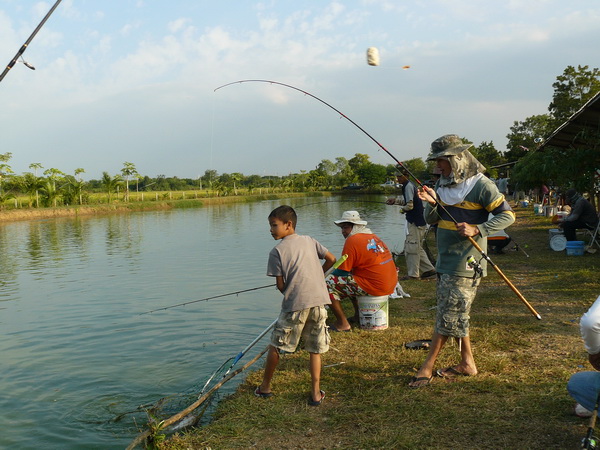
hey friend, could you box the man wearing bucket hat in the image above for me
[386,168,436,280]
[408,134,515,388]
[325,211,398,331]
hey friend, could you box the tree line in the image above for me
[0,65,598,210]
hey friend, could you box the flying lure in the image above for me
[366,47,380,66]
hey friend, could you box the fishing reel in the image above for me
[581,434,599,449]
[466,255,483,286]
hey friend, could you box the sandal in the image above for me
[408,375,433,388]
[308,390,325,406]
[254,387,273,398]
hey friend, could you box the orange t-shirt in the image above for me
[338,233,397,296]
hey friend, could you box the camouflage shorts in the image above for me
[435,273,480,338]
[325,274,368,302]
[270,306,330,354]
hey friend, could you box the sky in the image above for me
[0,0,599,180]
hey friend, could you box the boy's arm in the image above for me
[322,251,337,273]
[275,275,285,293]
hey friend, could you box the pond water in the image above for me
[0,195,405,449]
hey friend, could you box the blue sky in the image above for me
[0,0,599,180]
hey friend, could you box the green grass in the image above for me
[155,207,599,449]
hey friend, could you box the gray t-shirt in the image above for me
[267,234,332,313]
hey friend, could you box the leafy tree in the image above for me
[549,65,600,126]
[348,153,371,173]
[229,172,243,194]
[509,65,600,194]
[470,141,506,175]
[505,114,554,161]
[202,169,218,189]
[356,162,387,187]
[398,157,428,181]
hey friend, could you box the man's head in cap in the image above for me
[426,134,485,185]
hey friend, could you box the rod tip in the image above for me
[536,314,542,320]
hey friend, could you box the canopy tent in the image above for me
[537,91,600,209]
[538,91,600,150]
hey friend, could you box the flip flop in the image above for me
[436,366,472,379]
[404,339,432,350]
[408,375,433,388]
[329,324,351,332]
[254,387,273,398]
[308,390,325,406]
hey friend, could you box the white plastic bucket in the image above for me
[357,295,389,331]
[549,228,567,251]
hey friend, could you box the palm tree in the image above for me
[0,153,14,196]
[0,191,15,210]
[121,162,137,202]
[101,172,123,204]
[40,179,60,207]
[29,163,43,207]
[43,168,65,207]
[20,172,45,207]
[63,175,87,205]
[73,168,86,204]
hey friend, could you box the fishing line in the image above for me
[214,79,541,320]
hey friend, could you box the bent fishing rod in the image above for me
[214,79,541,320]
[0,0,63,84]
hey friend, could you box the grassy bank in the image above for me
[0,192,331,223]
[157,208,599,449]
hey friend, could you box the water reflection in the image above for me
[0,196,405,449]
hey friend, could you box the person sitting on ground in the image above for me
[568,294,600,418]
[558,188,599,241]
[256,205,337,406]
[325,210,397,332]
[386,169,437,280]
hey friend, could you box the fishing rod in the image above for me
[215,79,541,320]
[140,284,276,315]
[582,393,600,449]
[126,345,269,450]
[0,0,63,84]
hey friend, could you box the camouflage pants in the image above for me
[326,274,368,302]
[435,273,480,338]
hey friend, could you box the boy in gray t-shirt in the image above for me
[255,205,336,406]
